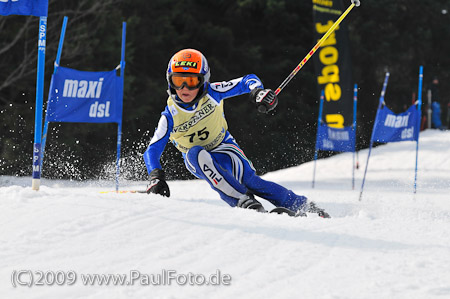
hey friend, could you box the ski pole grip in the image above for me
[351,0,360,7]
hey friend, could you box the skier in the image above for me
[429,76,447,130]
[143,48,329,218]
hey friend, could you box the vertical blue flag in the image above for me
[316,124,356,152]
[372,105,420,143]
[46,67,123,124]
[0,0,48,16]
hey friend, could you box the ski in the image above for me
[267,206,331,218]
[268,207,301,217]
[99,190,147,194]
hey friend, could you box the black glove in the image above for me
[250,88,278,113]
[147,168,170,197]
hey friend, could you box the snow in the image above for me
[1,129,449,299]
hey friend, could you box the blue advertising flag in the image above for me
[0,0,48,16]
[372,105,420,143]
[316,124,355,152]
[46,67,123,123]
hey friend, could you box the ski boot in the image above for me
[237,193,266,213]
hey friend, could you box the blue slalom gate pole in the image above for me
[115,21,126,191]
[352,84,358,190]
[54,17,68,69]
[359,72,390,201]
[32,16,47,190]
[312,90,325,188]
[116,123,122,192]
[414,66,423,194]
[41,16,68,172]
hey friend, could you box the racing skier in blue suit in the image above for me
[143,48,329,217]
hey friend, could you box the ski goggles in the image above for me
[169,73,204,90]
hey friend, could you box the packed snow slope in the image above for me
[1,129,449,299]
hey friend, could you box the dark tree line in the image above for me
[1,0,449,181]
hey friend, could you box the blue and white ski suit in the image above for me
[143,75,307,210]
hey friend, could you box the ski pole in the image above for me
[274,0,360,97]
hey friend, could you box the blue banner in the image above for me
[372,105,420,143]
[316,124,355,152]
[46,67,123,123]
[0,0,48,16]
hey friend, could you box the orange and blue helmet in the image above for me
[166,49,210,104]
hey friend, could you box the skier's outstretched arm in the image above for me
[143,113,172,197]
[209,74,278,113]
